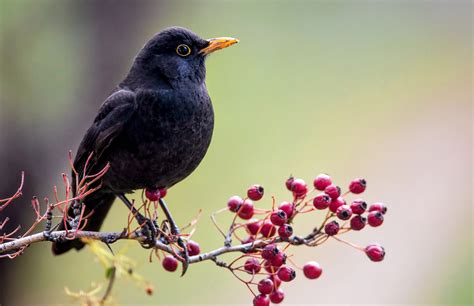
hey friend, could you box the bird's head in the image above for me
[123,27,238,89]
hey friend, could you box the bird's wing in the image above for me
[73,89,136,179]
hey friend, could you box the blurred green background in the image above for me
[0,0,472,305]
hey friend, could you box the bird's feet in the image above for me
[139,218,159,249]
[158,198,189,276]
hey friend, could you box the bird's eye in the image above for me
[176,44,191,57]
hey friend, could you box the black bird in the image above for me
[52,27,238,260]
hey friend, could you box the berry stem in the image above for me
[331,235,364,251]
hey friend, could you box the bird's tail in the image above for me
[51,192,116,255]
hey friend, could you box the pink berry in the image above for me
[237,199,254,220]
[303,261,323,279]
[260,220,276,237]
[291,178,308,198]
[253,294,270,306]
[269,289,285,304]
[244,258,261,274]
[258,278,274,294]
[261,244,279,260]
[270,210,288,226]
[349,178,366,194]
[227,195,243,212]
[278,224,293,239]
[350,215,367,231]
[313,174,332,191]
[246,220,262,235]
[278,202,295,218]
[162,255,178,272]
[324,220,340,236]
[367,211,384,227]
[324,184,341,199]
[365,243,385,262]
[336,205,352,220]
[145,189,160,201]
[350,199,367,215]
[187,240,200,256]
[329,197,345,213]
[159,188,167,198]
[285,176,294,191]
[369,202,387,214]
[277,265,296,282]
[270,252,287,267]
[313,193,331,210]
[247,184,264,201]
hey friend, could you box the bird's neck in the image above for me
[120,62,206,91]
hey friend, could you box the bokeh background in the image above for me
[0,0,472,305]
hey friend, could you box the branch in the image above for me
[0,228,324,262]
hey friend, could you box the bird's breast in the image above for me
[105,86,214,191]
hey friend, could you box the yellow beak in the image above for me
[199,37,239,55]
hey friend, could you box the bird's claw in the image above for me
[176,236,189,276]
[140,219,158,249]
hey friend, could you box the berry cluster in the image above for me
[158,174,387,306]
[238,175,386,305]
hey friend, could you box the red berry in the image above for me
[246,220,262,235]
[258,278,274,294]
[270,210,288,226]
[247,184,264,201]
[313,174,332,191]
[159,188,167,198]
[260,220,276,237]
[270,252,287,267]
[303,261,323,279]
[264,260,277,273]
[369,202,387,214]
[253,294,270,306]
[278,224,293,239]
[336,205,352,220]
[269,289,285,304]
[329,197,345,213]
[162,255,178,272]
[187,240,200,256]
[238,199,254,220]
[277,265,296,282]
[324,184,341,199]
[269,275,282,288]
[285,176,294,191]
[261,244,279,260]
[227,195,243,212]
[313,193,331,210]
[367,211,384,227]
[350,215,367,231]
[349,178,366,194]
[365,243,385,262]
[350,199,367,215]
[278,202,295,218]
[291,178,308,198]
[324,220,340,236]
[244,258,261,274]
[145,189,160,202]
